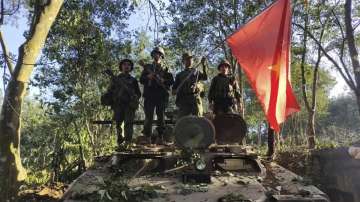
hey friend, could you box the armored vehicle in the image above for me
[62,114,329,202]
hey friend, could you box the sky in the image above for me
[0,2,351,100]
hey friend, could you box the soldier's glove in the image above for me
[147,73,155,80]
[209,102,214,111]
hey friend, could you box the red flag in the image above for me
[226,0,300,131]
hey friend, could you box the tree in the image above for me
[282,60,335,146]
[344,0,360,114]
[0,0,63,200]
[320,94,360,143]
[31,0,140,181]
[295,0,360,119]
[294,1,333,149]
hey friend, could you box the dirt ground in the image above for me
[18,182,67,202]
[274,148,309,177]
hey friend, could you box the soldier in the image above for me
[108,59,141,146]
[140,47,174,143]
[208,59,241,116]
[172,52,207,118]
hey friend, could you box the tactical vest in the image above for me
[212,75,234,100]
[112,74,139,108]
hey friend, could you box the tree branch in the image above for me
[294,22,357,92]
[311,17,327,111]
[300,12,311,112]
[0,30,14,75]
[15,0,64,82]
[0,0,3,25]
[330,7,355,87]
[344,0,360,94]
[353,20,360,31]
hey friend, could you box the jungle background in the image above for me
[0,0,359,201]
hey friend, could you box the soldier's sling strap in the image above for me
[175,68,197,93]
[104,69,136,97]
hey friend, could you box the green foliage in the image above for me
[317,95,360,145]
[21,100,54,174]
[23,0,138,184]
[315,139,339,150]
[323,95,360,130]
[166,0,267,59]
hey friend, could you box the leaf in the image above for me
[121,190,127,200]
[98,189,106,199]
[94,175,105,185]
[105,191,113,200]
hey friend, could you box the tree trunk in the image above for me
[307,112,316,149]
[299,11,316,149]
[85,120,97,156]
[0,80,27,200]
[257,123,262,146]
[299,5,324,149]
[0,1,63,200]
[267,126,275,157]
[73,122,86,174]
[345,0,360,116]
[308,45,321,149]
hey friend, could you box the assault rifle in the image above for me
[227,73,242,114]
[139,61,170,93]
[102,69,139,109]
[174,57,207,94]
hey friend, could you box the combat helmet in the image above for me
[151,47,165,58]
[182,51,193,60]
[217,59,231,70]
[119,59,134,71]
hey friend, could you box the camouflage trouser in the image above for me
[177,96,203,119]
[113,105,136,145]
[143,98,166,137]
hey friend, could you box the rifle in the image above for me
[227,73,242,114]
[174,57,207,94]
[103,69,140,109]
[139,61,170,93]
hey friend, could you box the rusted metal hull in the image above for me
[66,115,328,202]
[212,114,247,144]
[62,145,329,202]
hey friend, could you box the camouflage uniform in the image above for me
[208,60,241,115]
[108,60,141,145]
[140,49,174,139]
[173,53,207,118]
